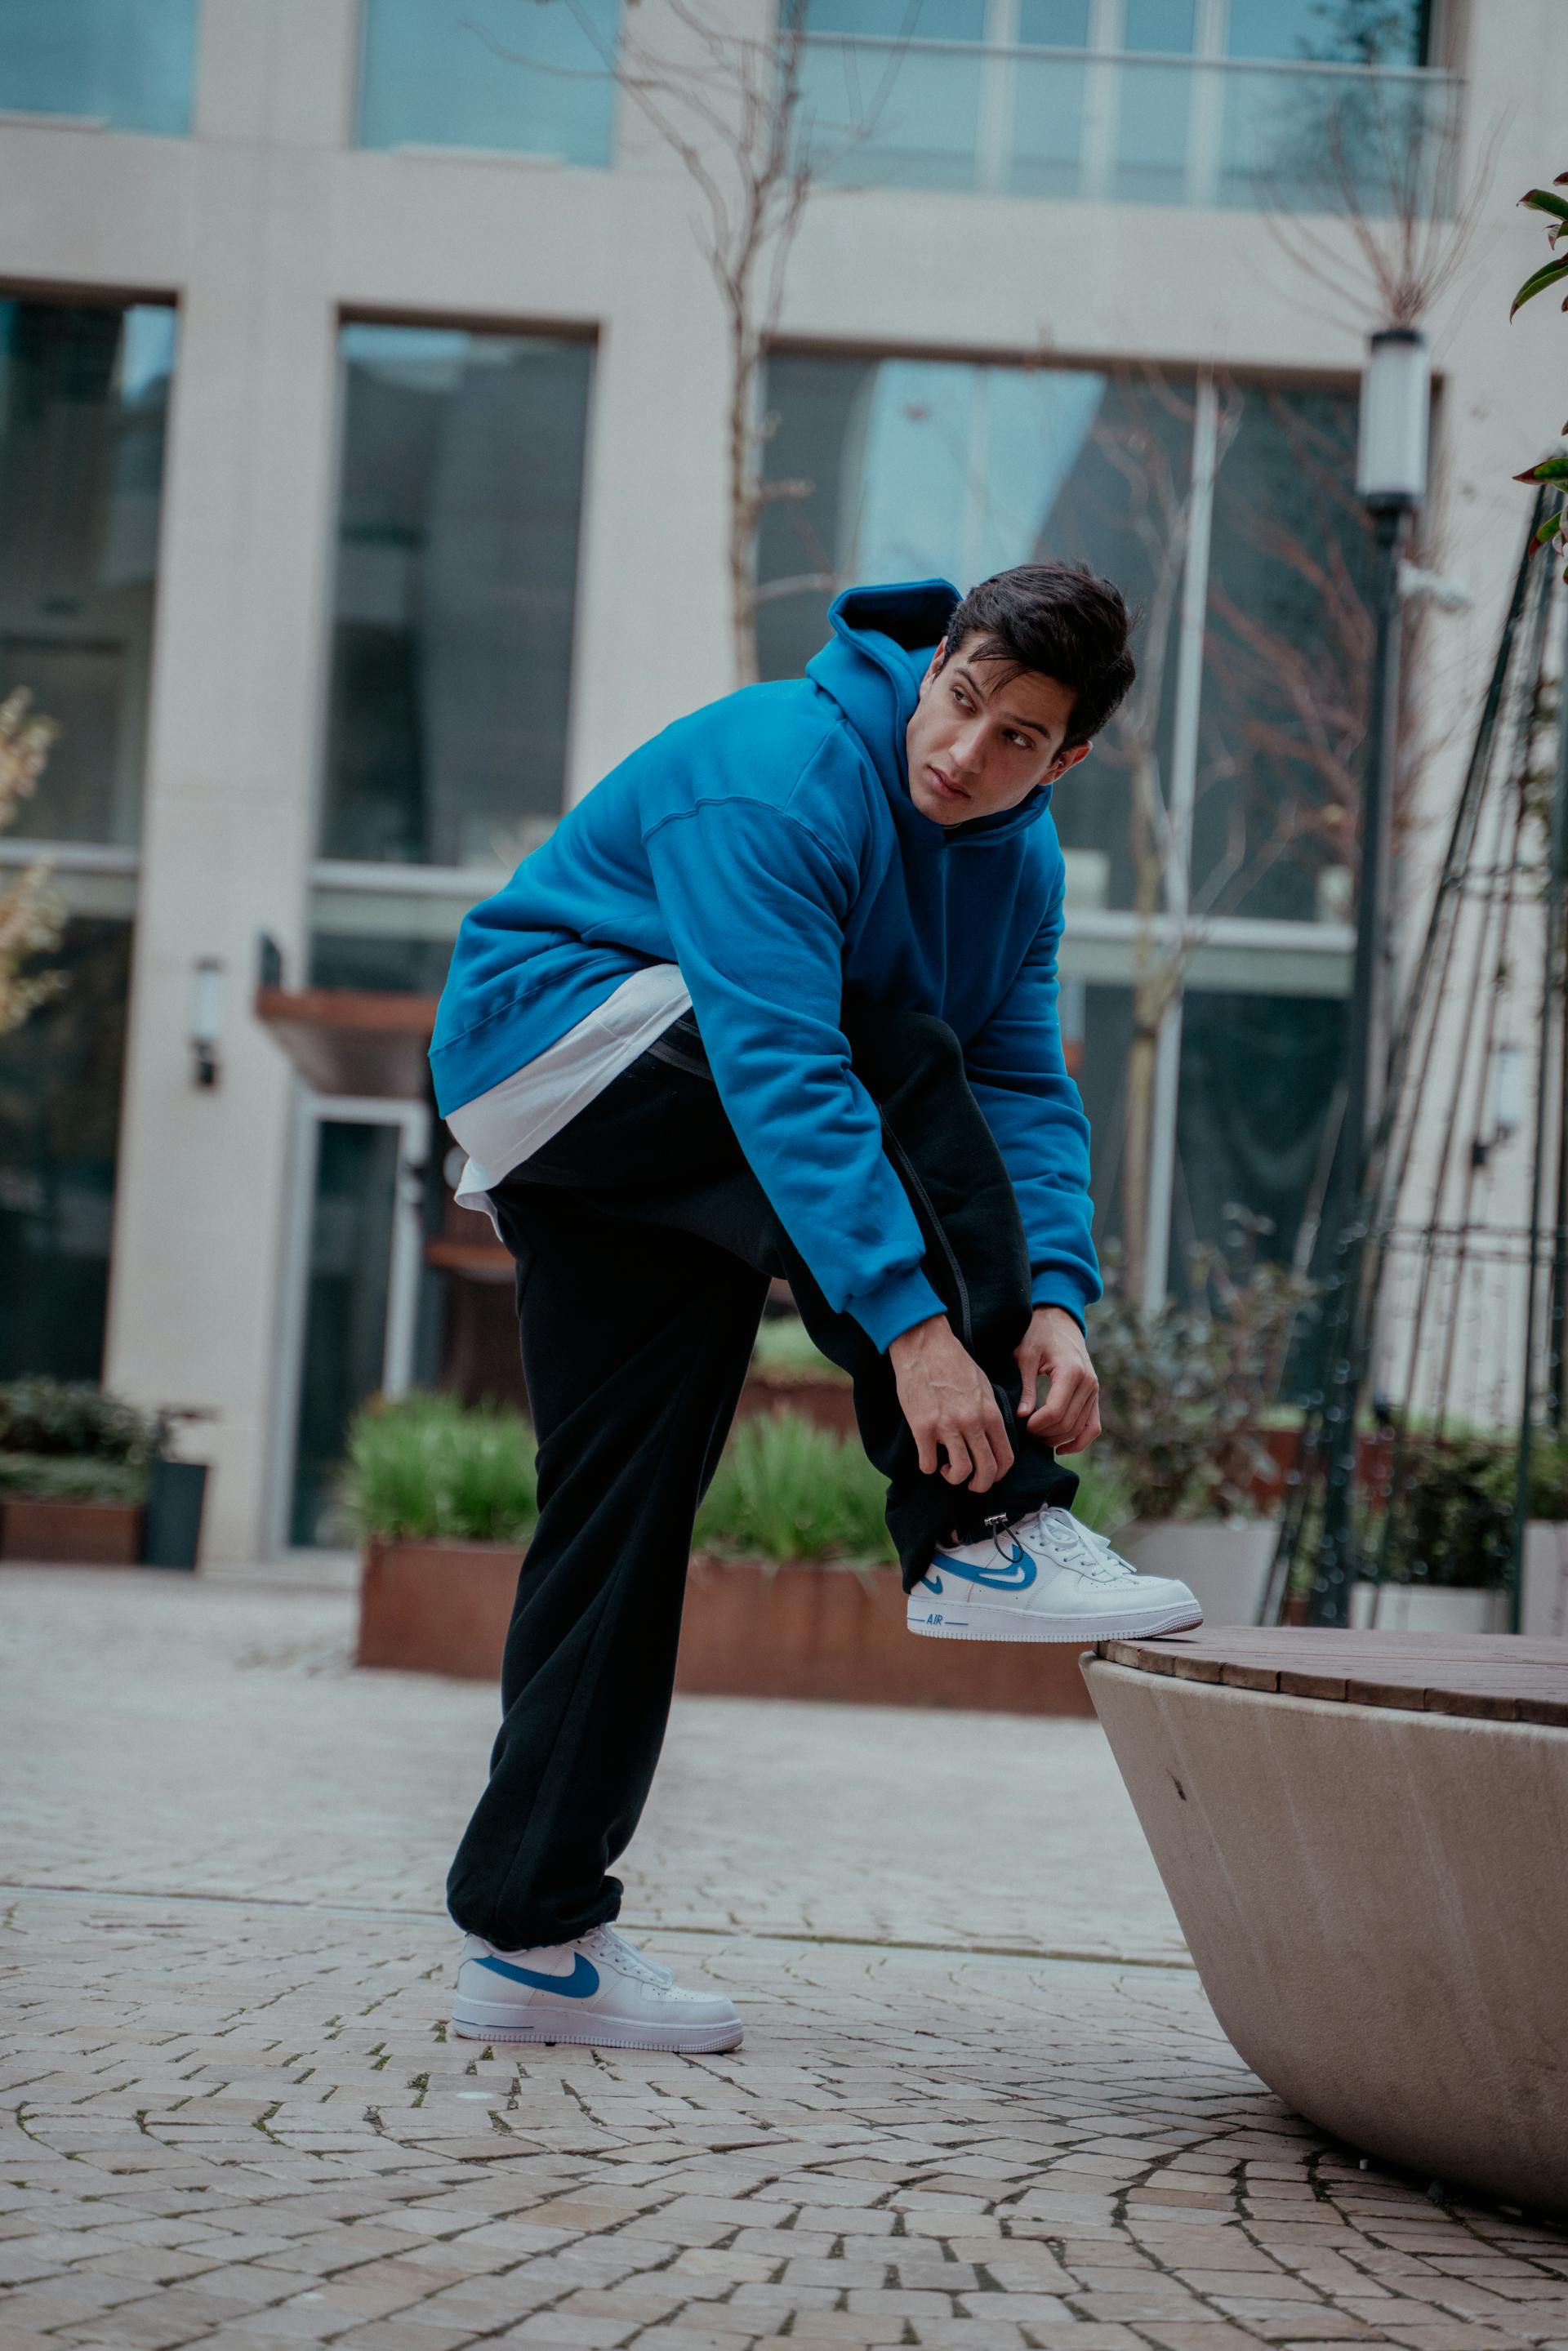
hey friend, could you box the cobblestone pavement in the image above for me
[3,1569,1566,2351]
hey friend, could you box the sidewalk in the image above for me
[2,1565,1566,2351]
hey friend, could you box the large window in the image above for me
[794,0,1455,214]
[0,919,132,1382]
[0,301,176,848]
[757,348,1366,1283]
[0,0,198,135]
[319,324,593,868]
[358,0,621,163]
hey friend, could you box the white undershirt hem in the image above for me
[446,964,693,1238]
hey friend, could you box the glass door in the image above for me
[277,1095,429,1549]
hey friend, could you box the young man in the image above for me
[430,567,1200,2055]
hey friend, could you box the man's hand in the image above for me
[889,1314,1014,1491]
[1016,1306,1101,1454]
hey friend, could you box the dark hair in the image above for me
[938,563,1136,749]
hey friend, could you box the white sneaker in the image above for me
[451,1921,742,2053]
[906,1504,1202,1643]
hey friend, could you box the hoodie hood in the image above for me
[806,578,1058,849]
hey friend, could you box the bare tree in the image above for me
[476,0,911,683]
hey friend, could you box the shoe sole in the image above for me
[906,1600,1203,1644]
[451,1997,743,2053]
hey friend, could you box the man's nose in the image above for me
[951,722,987,777]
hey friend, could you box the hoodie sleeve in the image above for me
[641,795,945,1351]
[962,878,1102,1329]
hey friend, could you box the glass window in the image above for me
[1225,0,1428,65]
[319,324,592,867]
[358,0,621,163]
[1122,0,1195,50]
[1196,385,1372,924]
[0,0,197,133]
[757,354,1192,913]
[1017,0,1092,44]
[797,1,986,36]
[309,933,456,993]
[0,302,176,848]
[1170,987,1348,1278]
[0,918,132,1382]
[1072,982,1133,1254]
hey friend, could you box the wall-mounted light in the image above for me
[190,957,223,1089]
[1356,327,1430,513]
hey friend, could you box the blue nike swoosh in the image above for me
[929,1541,1037,1593]
[475,1952,599,1999]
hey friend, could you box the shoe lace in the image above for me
[1012,1504,1136,1584]
[581,1924,670,1987]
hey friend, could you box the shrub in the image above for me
[0,1377,166,1464]
[697,1410,893,1563]
[0,1452,148,1504]
[1089,1224,1312,1521]
[343,1392,537,1543]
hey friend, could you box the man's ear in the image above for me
[1049,741,1093,782]
[918,639,948,697]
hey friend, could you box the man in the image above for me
[430,566,1200,2056]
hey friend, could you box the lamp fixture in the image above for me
[1356,327,1430,513]
[190,956,223,1089]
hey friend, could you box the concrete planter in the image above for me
[1084,1636,1568,2215]
[1120,1517,1278,1627]
[1523,1521,1568,1637]
[1350,1582,1511,1634]
[356,1537,1095,1714]
[0,1498,145,1565]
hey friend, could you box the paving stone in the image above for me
[2,1566,1566,2351]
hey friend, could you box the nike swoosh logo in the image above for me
[929,1542,1037,1593]
[474,1952,599,1999]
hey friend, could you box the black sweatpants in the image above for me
[445,997,1077,1950]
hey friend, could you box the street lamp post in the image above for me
[1311,327,1429,1628]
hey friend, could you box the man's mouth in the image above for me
[928,766,969,804]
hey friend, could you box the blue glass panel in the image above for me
[800,0,985,38]
[1227,0,1426,63]
[0,301,176,847]
[0,0,197,134]
[321,325,592,865]
[1217,60,1450,214]
[1017,0,1091,45]
[1007,53,1088,197]
[800,38,983,190]
[1122,0,1195,52]
[1110,57,1192,203]
[359,0,620,163]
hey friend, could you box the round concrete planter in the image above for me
[1120,1517,1278,1627]
[1083,1645,1568,2215]
[356,1538,1094,1714]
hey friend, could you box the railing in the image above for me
[798,38,1462,215]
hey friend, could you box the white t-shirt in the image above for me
[446,962,692,1236]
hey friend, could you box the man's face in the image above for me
[904,633,1090,827]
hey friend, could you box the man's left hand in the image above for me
[1014,1306,1101,1454]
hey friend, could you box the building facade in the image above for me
[0,0,1559,1558]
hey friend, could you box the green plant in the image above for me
[342,1392,538,1543]
[748,1314,850,1386]
[1062,1449,1135,1539]
[1089,1220,1313,1521]
[1376,1436,1516,1590]
[0,1378,167,1465]
[696,1409,893,1564]
[0,1452,148,1505]
[1510,173,1568,575]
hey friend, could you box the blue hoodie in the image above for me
[430,577,1100,1351]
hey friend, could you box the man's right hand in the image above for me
[888,1314,1014,1492]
